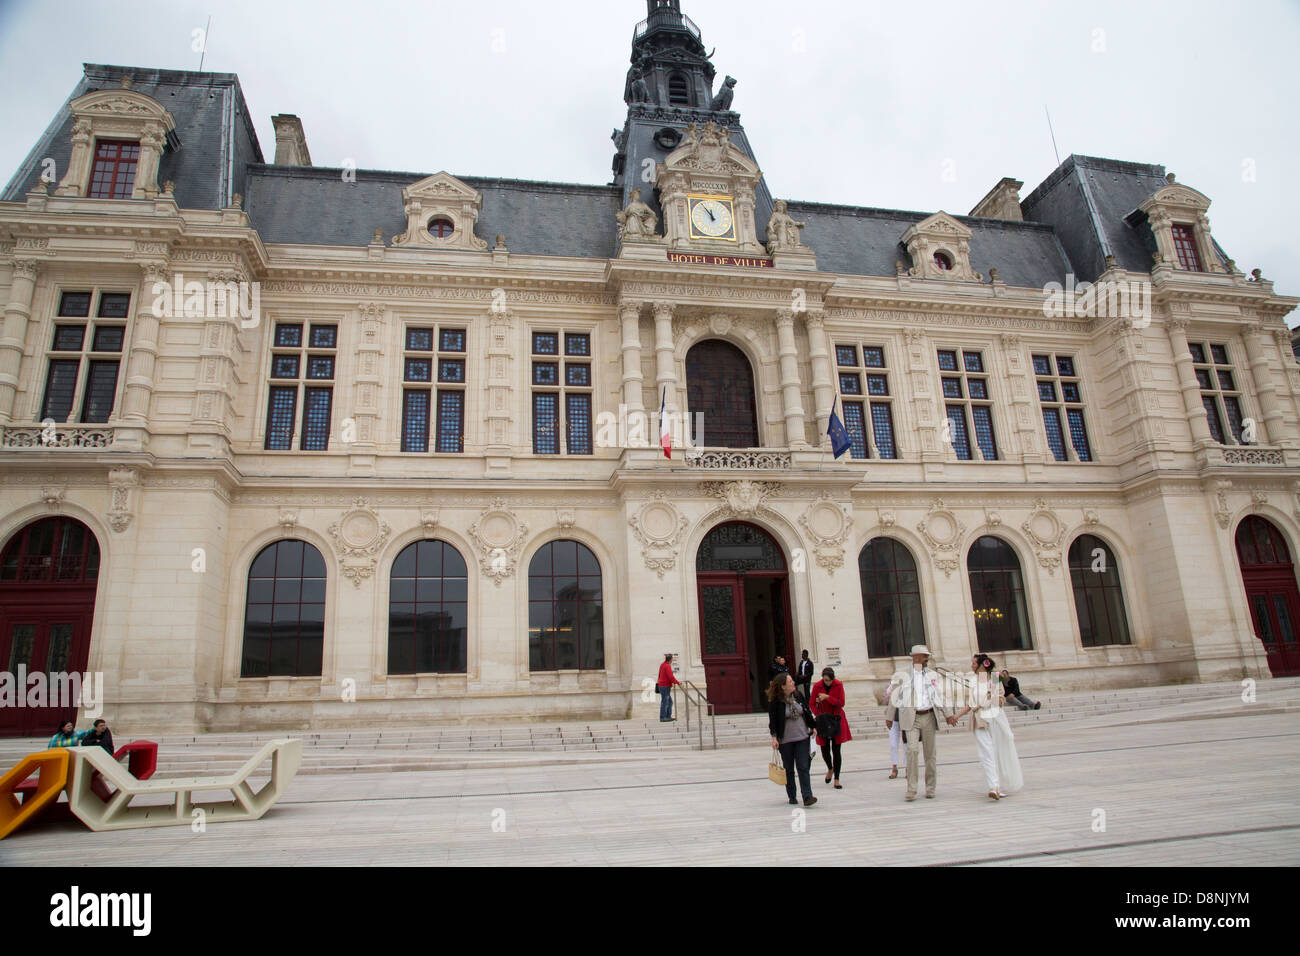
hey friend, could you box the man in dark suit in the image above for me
[796,650,814,699]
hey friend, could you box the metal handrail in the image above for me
[673,680,716,750]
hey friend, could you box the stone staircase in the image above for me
[4,677,1297,776]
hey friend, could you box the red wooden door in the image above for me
[697,574,751,715]
[1236,516,1300,678]
[1242,571,1300,677]
[0,609,90,737]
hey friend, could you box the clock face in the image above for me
[689,195,736,240]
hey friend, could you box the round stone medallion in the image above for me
[641,502,678,541]
[808,501,846,540]
[340,512,381,550]
[479,513,517,549]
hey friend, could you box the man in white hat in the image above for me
[891,644,952,801]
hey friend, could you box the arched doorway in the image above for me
[685,339,760,448]
[1235,515,1300,677]
[0,517,101,736]
[695,522,792,714]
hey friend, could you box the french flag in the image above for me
[659,386,671,459]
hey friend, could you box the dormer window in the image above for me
[1171,224,1203,271]
[667,73,690,105]
[87,140,140,199]
[933,251,953,271]
[427,217,455,239]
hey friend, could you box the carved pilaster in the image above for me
[653,302,677,414]
[618,299,645,415]
[0,258,41,423]
[774,308,808,448]
[119,261,169,431]
[351,302,387,451]
[1165,312,1214,446]
[484,307,516,466]
[804,310,833,446]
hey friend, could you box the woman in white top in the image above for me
[953,654,1024,800]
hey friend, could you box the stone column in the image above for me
[653,302,676,413]
[1193,213,1223,273]
[1166,316,1214,445]
[619,299,645,414]
[120,262,168,423]
[1241,322,1283,446]
[805,310,833,445]
[774,308,808,448]
[0,258,41,424]
[54,120,93,196]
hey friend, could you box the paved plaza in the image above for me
[2,692,1296,867]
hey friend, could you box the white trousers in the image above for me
[974,728,999,792]
[889,720,904,766]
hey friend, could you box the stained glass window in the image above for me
[566,393,592,454]
[533,393,559,454]
[264,386,296,450]
[871,403,896,459]
[301,387,332,450]
[436,390,464,453]
[685,339,759,448]
[843,401,868,459]
[1042,408,1066,461]
[402,390,430,452]
[947,406,971,460]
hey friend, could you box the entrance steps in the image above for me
[2,678,1296,775]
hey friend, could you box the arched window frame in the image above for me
[1066,534,1133,647]
[240,538,327,678]
[387,539,469,675]
[857,536,926,659]
[965,535,1034,652]
[685,338,761,449]
[527,539,605,672]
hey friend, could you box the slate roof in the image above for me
[4,65,1215,291]
[242,166,623,258]
[1,63,263,211]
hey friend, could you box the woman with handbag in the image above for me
[953,654,1024,800]
[767,673,818,807]
[809,667,852,789]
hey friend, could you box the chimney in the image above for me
[272,114,312,167]
[969,177,1024,221]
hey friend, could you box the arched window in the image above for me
[667,72,690,105]
[858,537,925,658]
[389,540,468,674]
[1236,515,1292,568]
[528,540,604,671]
[966,536,1032,652]
[0,517,99,584]
[241,539,326,677]
[686,339,759,448]
[1068,535,1132,646]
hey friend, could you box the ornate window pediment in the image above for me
[1136,179,1223,273]
[392,171,488,250]
[653,122,765,253]
[900,212,980,281]
[54,82,176,199]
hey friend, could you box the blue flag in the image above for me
[827,399,851,458]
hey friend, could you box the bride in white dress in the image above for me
[953,654,1024,800]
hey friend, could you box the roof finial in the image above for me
[1165,172,1176,184]
[121,74,134,90]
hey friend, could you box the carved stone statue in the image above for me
[616,188,659,241]
[764,199,806,253]
[710,76,736,111]
[629,66,651,104]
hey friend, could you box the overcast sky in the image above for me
[1,0,1297,319]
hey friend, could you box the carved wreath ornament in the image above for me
[916,499,965,578]
[328,497,391,587]
[468,498,529,586]
[1020,499,1065,575]
[797,495,853,573]
[628,491,690,579]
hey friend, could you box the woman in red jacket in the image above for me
[809,666,852,788]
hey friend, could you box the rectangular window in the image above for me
[946,406,972,460]
[406,327,433,351]
[938,348,996,460]
[401,390,430,453]
[97,293,131,319]
[404,358,432,382]
[265,386,297,450]
[53,326,85,351]
[835,343,897,459]
[300,387,332,450]
[306,356,335,379]
[870,403,896,459]
[275,324,303,348]
[79,360,119,423]
[436,390,464,453]
[843,401,868,459]
[532,328,594,457]
[1034,352,1091,462]
[438,359,465,383]
[1190,341,1246,446]
[439,328,466,352]
[1171,224,1203,271]
[58,292,92,318]
[91,326,124,352]
[309,325,337,349]
[566,393,593,454]
[87,140,139,199]
[41,359,80,422]
[533,393,559,454]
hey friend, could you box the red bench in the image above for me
[14,740,157,805]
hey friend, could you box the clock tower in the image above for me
[611,1,774,242]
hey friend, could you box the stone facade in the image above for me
[1,5,1298,733]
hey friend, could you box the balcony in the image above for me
[0,425,116,449]
[633,10,701,43]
